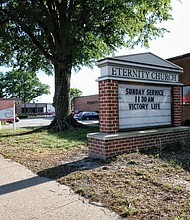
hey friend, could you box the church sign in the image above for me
[88,53,186,160]
[97,52,182,130]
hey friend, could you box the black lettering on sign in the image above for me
[146,89,164,96]
[134,96,140,102]
[151,103,160,109]
[141,96,147,102]
[148,97,154,102]
[126,88,145,95]
[128,103,148,110]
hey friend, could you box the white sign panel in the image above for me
[119,84,172,129]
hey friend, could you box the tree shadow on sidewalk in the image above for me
[0,176,52,195]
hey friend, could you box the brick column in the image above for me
[99,79,119,133]
[173,86,181,126]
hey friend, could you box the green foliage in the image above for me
[70,88,82,101]
[0,0,172,70]
[70,87,82,109]
[0,70,50,102]
[0,0,173,127]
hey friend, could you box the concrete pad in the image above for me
[0,155,121,220]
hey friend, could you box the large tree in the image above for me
[0,70,50,103]
[0,0,172,130]
[0,72,5,98]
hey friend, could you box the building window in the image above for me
[182,85,190,105]
[87,101,98,105]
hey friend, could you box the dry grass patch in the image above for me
[60,153,190,219]
[0,127,190,219]
[0,126,97,172]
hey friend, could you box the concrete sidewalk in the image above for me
[0,155,121,220]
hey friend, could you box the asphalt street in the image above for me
[1,117,99,129]
[1,117,53,129]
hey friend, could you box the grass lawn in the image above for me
[0,126,190,219]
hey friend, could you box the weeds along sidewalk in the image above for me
[0,155,121,220]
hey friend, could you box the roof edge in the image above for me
[167,53,190,61]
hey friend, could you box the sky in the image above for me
[1,0,190,103]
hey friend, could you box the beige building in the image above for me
[21,103,55,115]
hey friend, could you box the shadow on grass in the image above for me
[0,126,46,138]
[140,141,190,172]
[0,125,98,144]
[46,126,98,143]
[37,157,106,180]
[37,139,189,181]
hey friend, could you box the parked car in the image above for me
[73,113,79,120]
[78,111,99,120]
[6,116,20,123]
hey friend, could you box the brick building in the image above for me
[73,94,99,112]
[168,53,190,124]
[168,53,190,85]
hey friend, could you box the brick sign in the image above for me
[119,84,171,129]
[88,53,185,160]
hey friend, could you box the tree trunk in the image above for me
[49,55,82,131]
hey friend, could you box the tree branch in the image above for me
[20,23,55,63]
[46,0,62,48]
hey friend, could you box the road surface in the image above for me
[1,117,53,129]
[1,117,99,129]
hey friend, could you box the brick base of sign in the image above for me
[88,126,190,160]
